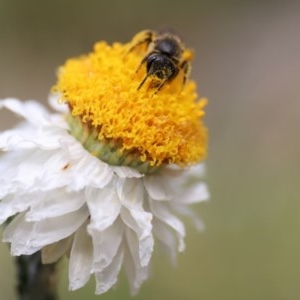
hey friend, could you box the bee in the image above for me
[128,30,193,93]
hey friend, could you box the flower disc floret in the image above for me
[53,37,207,167]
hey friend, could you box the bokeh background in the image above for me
[1,1,300,299]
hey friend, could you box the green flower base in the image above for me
[66,114,161,175]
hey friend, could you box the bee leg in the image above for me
[135,54,149,76]
[180,60,191,86]
[126,31,154,55]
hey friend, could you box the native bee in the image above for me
[128,30,193,93]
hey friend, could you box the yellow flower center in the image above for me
[53,31,208,168]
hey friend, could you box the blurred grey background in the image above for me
[1,1,300,299]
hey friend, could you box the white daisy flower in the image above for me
[0,30,209,295]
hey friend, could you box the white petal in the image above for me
[88,218,124,272]
[161,163,205,178]
[0,124,64,151]
[3,213,41,255]
[117,177,144,210]
[145,164,209,204]
[149,200,186,252]
[173,182,209,204]
[94,246,124,295]
[0,98,51,126]
[187,163,206,178]
[42,236,73,264]
[85,179,121,231]
[0,194,35,224]
[112,166,144,178]
[0,189,83,225]
[48,94,69,113]
[26,190,85,221]
[0,149,51,195]
[124,228,150,296]
[70,150,114,190]
[118,178,153,266]
[152,218,178,265]
[69,222,93,291]
[0,148,73,197]
[59,138,114,190]
[4,206,89,255]
[0,140,113,198]
[171,203,205,231]
[121,208,153,267]
[143,174,171,200]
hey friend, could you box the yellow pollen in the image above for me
[53,32,208,167]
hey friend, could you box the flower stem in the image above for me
[15,251,58,300]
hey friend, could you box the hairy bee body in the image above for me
[128,30,192,93]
